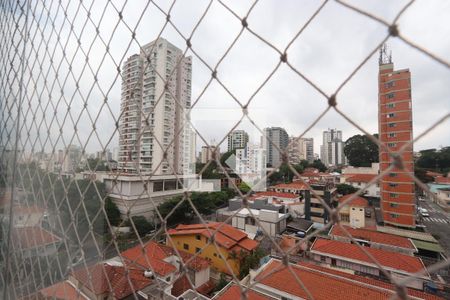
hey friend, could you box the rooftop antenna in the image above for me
[379,43,392,65]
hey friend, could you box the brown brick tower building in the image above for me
[378,46,416,228]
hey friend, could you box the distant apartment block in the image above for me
[118,38,192,175]
[320,128,345,167]
[200,145,218,164]
[227,129,249,152]
[378,48,415,228]
[262,127,289,167]
[235,143,266,190]
[288,137,314,164]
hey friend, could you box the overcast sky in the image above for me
[16,0,450,156]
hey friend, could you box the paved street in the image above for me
[419,198,450,256]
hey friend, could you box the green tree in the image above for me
[127,216,154,236]
[344,134,379,167]
[105,198,121,226]
[311,159,327,172]
[336,183,358,195]
[238,182,251,194]
[416,147,450,173]
[414,167,434,184]
[239,248,266,278]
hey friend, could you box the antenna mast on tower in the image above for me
[379,44,392,65]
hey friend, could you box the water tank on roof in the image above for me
[144,270,154,278]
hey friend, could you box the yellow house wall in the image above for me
[167,234,241,275]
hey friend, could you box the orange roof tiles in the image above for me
[71,263,152,299]
[250,191,298,199]
[345,174,377,183]
[254,260,439,300]
[271,182,309,190]
[121,242,176,276]
[435,176,450,184]
[168,222,258,252]
[215,284,275,300]
[330,225,415,249]
[338,194,368,207]
[39,281,87,299]
[13,226,60,250]
[311,238,425,274]
[122,241,209,274]
[296,262,442,300]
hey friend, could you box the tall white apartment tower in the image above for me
[118,38,192,175]
[320,129,345,167]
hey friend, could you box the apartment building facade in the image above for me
[262,127,289,167]
[227,130,249,152]
[118,38,192,175]
[378,48,415,228]
[320,129,345,167]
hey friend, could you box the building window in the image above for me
[320,256,326,262]
[387,113,395,118]
[195,247,201,253]
[387,103,395,109]
[389,173,397,177]
[195,234,201,241]
[390,193,398,198]
[387,92,395,99]
[183,243,189,250]
[390,213,399,218]
[390,203,398,208]
[385,81,395,88]
[387,142,396,147]
[388,133,396,138]
[388,123,396,128]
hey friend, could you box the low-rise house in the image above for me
[12,226,61,259]
[250,191,303,218]
[214,258,442,300]
[121,241,213,297]
[167,222,258,276]
[329,225,417,255]
[68,263,155,299]
[310,238,430,290]
[269,182,309,195]
[335,194,368,228]
[340,173,380,198]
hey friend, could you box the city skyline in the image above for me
[10,1,448,157]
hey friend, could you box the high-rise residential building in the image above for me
[262,127,289,167]
[320,129,345,167]
[288,137,314,164]
[235,143,266,190]
[378,47,415,228]
[62,145,82,173]
[118,38,192,175]
[200,145,217,164]
[227,130,249,152]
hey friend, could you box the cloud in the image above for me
[12,0,450,157]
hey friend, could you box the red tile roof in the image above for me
[215,284,275,300]
[345,174,377,183]
[251,191,298,199]
[338,194,368,207]
[310,238,425,274]
[39,281,87,299]
[168,222,258,252]
[71,263,152,299]
[435,176,450,184]
[296,262,442,300]
[330,225,415,249]
[171,275,215,297]
[13,226,60,250]
[270,182,309,190]
[254,260,439,300]
[122,241,209,275]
